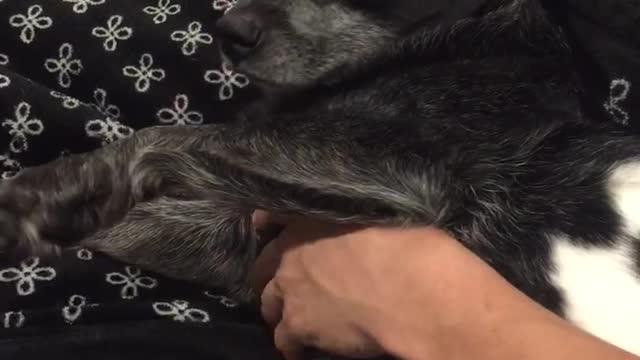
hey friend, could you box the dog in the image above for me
[0,0,639,356]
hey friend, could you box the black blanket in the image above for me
[0,1,277,359]
[0,1,638,359]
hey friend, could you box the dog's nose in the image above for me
[215,11,262,61]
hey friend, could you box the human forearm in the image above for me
[363,228,639,360]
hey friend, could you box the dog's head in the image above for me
[215,0,492,88]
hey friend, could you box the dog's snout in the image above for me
[215,11,263,62]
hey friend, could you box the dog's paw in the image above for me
[0,180,54,260]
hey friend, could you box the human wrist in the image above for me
[356,226,547,359]
[361,227,638,360]
[358,227,480,359]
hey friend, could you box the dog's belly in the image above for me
[549,161,640,355]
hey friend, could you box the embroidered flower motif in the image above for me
[50,91,81,109]
[0,153,22,179]
[143,0,181,24]
[1,56,11,88]
[0,257,56,296]
[153,300,210,323]
[92,15,133,52]
[63,0,106,14]
[204,291,238,308]
[204,63,250,101]
[91,88,121,119]
[9,5,53,44]
[45,43,83,89]
[212,0,237,13]
[2,101,44,153]
[106,266,158,300]
[86,88,130,144]
[604,78,632,126]
[170,21,213,56]
[85,118,134,145]
[3,311,25,329]
[76,248,93,260]
[62,295,97,324]
[85,88,128,145]
[157,94,204,125]
[0,74,9,89]
[123,53,166,93]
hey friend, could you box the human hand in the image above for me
[250,211,467,359]
[251,211,640,360]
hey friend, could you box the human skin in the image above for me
[250,211,640,360]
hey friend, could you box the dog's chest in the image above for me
[548,161,640,355]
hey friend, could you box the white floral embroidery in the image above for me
[157,94,204,125]
[0,257,56,296]
[143,0,181,24]
[106,266,158,300]
[0,153,22,179]
[3,311,25,329]
[63,0,106,14]
[92,15,133,52]
[204,291,238,308]
[9,5,53,44]
[85,88,131,144]
[604,78,632,126]
[0,74,9,89]
[91,88,121,119]
[204,63,250,101]
[50,91,81,109]
[212,0,237,13]
[76,248,93,260]
[85,117,134,145]
[153,300,210,323]
[2,101,44,153]
[45,43,83,89]
[123,53,166,93]
[170,21,213,56]
[0,56,10,88]
[62,295,97,324]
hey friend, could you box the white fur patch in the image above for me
[550,237,640,355]
[548,162,640,355]
[608,161,640,236]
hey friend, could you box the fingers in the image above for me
[252,209,273,231]
[261,280,304,360]
[260,279,284,328]
[252,209,300,230]
[274,321,305,360]
[250,236,287,292]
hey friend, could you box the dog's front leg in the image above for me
[0,126,210,258]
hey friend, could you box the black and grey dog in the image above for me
[0,0,639,355]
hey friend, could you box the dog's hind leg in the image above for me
[82,197,257,302]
